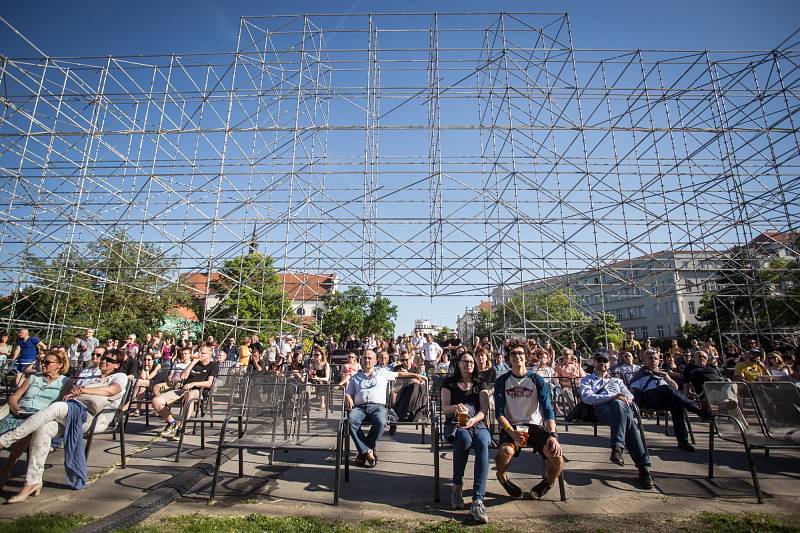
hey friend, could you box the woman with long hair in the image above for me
[440,351,491,523]
[131,350,162,416]
[309,348,331,410]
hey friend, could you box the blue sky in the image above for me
[2,1,798,334]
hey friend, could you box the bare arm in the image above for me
[7,376,31,414]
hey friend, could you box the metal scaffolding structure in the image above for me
[0,12,798,344]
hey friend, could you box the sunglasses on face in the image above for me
[44,359,60,366]
[101,356,118,364]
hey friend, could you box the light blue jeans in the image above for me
[452,426,491,502]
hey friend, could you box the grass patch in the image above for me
[0,513,93,533]
[691,512,800,533]
[121,514,363,533]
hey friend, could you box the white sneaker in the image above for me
[451,483,464,509]
[470,499,489,523]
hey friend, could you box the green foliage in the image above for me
[0,513,93,533]
[676,321,705,342]
[434,326,452,345]
[319,287,397,340]
[1,231,191,343]
[364,292,398,338]
[579,312,625,349]
[694,245,800,338]
[205,253,294,339]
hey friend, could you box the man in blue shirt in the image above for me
[629,350,706,452]
[494,338,563,501]
[491,351,510,378]
[11,329,47,373]
[580,353,653,489]
[345,350,425,468]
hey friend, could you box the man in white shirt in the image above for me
[345,350,425,467]
[422,333,442,376]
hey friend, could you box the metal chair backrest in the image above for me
[749,381,800,438]
[98,377,138,435]
[239,373,289,435]
[703,380,759,440]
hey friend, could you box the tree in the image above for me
[576,312,625,350]
[205,253,294,339]
[364,292,398,339]
[320,287,370,341]
[319,287,397,341]
[493,289,589,348]
[1,231,191,342]
[434,327,452,345]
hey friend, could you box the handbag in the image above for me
[74,394,113,415]
[565,401,596,422]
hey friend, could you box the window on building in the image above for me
[672,300,679,314]
[657,324,664,338]
[628,307,636,319]
[642,326,649,339]
[638,305,646,318]
[655,302,661,316]
[296,307,305,316]
[688,301,696,314]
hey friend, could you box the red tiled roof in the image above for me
[167,306,198,321]
[179,272,221,298]
[180,271,335,303]
[477,300,493,311]
[278,272,335,302]
[748,231,795,246]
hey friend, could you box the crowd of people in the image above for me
[0,325,798,520]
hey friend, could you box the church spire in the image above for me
[248,221,258,255]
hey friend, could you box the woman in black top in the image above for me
[440,351,490,523]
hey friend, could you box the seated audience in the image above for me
[441,352,491,523]
[580,353,653,489]
[629,350,707,452]
[494,339,564,501]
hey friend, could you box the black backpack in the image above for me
[393,381,427,422]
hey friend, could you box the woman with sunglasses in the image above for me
[0,350,127,502]
[440,351,491,523]
[0,349,71,491]
[337,352,361,386]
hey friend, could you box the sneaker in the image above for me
[129,410,140,418]
[160,421,178,437]
[637,467,654,490]
[451,483,465,510]
[678,441,696,452]
[470,500,489,524]
[365,450,377,468]
[610,445,625,467]
[496,473,523,499]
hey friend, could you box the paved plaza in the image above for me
[0,410,797,528]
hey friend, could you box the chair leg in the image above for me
[119,428,127,468]
[238,448,244,477]
[175,428,185,462]
[558,471,566,502]
[744,445,764,504]
[209,446,224,502]
[344,423,350,482]
[200,422,206,450]
[707,422,715,479]
[687,414,695,445]
[334,435,342,506]
[433,422,440,503]
[664,413,670,437]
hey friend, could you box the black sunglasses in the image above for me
[101,356,119,364]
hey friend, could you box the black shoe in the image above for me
[610,445,625,467]
[637,467,654,490]
[496,473,523,499]
[529,479,554,500]
[388,425,397,435]
[354,452,367,467]
[678,441,696,452]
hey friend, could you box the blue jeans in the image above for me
[594,400,650,467]
[348,403,388,455]
[452,426,491,502]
